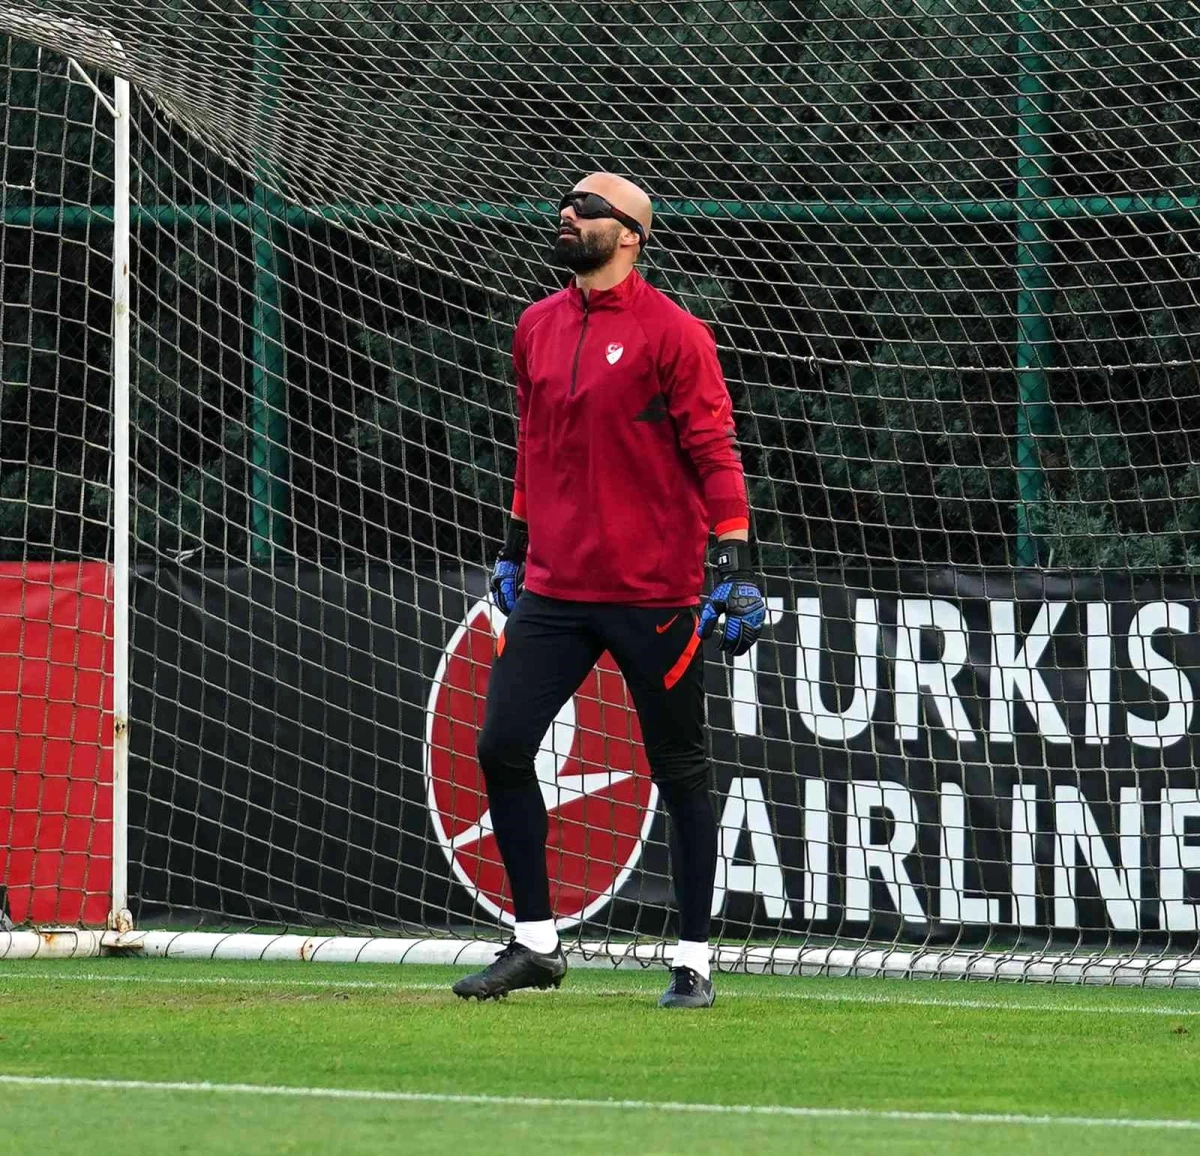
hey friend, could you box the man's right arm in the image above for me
[510,318,530,525]
[491,319,531,615]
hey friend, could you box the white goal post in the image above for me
[4,5,1200,986]
[6,929,1200,988]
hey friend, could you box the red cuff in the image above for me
[714,516,750,537]
[511,489,527,519]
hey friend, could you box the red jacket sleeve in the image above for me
[510,320,530,520]
[660,317,750,536]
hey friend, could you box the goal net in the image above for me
[4,1,1200,982]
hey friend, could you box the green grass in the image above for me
[1,958,1199,1154]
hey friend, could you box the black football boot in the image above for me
[452,939,568,1001]
[658,965,716,1008]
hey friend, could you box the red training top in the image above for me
[510,268,749,607]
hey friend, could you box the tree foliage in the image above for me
[2,2,1200,569]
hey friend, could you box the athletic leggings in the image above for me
[475,592,717,940]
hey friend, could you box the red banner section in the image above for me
[0,562,112,926]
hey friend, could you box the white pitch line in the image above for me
[1,969,1199,1018]
[0,1074,1197,1132]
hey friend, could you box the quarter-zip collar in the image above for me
[567,268,644,313]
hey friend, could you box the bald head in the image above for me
[575,172,653,244]
[554,172,654,286]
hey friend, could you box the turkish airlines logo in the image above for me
[424,599,658,927]
[605,342,624,365]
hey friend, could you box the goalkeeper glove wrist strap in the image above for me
[712,539,756,581]
[500,519,529,563]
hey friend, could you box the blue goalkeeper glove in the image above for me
[697,541,766,657]
[490,520,528,616]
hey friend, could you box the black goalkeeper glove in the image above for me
[696,540,766,657]
[490,519,528,616]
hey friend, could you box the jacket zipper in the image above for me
[569,294,589,397]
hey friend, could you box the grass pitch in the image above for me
[1,957,1199,1154]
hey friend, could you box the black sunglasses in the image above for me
[559,190,647,247]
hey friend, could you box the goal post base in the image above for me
[4,929,1200,986]
[0,930,110,959]
[107,908,134,933]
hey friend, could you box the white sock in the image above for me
[670,940,711,980]
[514,919,559,955]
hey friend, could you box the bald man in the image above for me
[452,173,765,1009]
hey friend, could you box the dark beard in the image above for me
[552,222,622,273]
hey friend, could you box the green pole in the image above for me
[11,192,1200,233]
[1013,0,1056,566]
[248,0,290,562]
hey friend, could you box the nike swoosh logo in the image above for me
[656,613,680,634]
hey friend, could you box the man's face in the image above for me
[552,209,624,273]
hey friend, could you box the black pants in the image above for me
[476,592,717,940]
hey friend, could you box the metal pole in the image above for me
[248,0,290,562]
[1013,0,1056,566]
[109,73,132,930]
[10,192,1200,233]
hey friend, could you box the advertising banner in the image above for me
[0,561,112,925]
[127,565,1200,942]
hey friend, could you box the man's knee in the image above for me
[649,755,709,803]
[476,724,537,791]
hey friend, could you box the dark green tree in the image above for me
[3,1,1200,569]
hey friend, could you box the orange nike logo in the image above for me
[710,402,724,418]
[655,613,680,634]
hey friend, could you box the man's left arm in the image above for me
[661,318,766,656]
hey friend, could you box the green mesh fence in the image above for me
[5,1,1200,569]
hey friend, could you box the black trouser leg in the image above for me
[598,605,716,943]
[475,595,602,923]
[658,780,719,942]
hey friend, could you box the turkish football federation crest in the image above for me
[423,600,658,927]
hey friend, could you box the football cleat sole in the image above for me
[456,975,563,1001]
